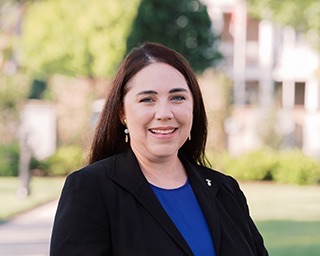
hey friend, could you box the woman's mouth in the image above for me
[149,128,176,135]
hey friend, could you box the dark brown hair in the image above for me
[88,42,208,166]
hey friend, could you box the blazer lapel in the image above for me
[182,158,222,255]
[109,149,194,256]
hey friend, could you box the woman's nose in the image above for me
[155,103,173,120]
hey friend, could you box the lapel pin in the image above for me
[205,179,212,187]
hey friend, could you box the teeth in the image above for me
[150,129,175,134]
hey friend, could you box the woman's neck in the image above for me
[136,154,188,189]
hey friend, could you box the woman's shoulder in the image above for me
[197,164,240,192]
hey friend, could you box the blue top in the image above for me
[151,180,216,256]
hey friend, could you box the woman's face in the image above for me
[122,62,193,163]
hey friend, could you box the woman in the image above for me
[50,42,268,256]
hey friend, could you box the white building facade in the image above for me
[203,0,320,159]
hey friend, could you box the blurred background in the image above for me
[0,0,319,255]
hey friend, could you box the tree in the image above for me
[19,0,139,78]
[125,0,222,73]
[0,1,31,144]
[247,0,320,48]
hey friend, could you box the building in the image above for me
[203,0,320,158]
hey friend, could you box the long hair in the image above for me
[87,42,208,166]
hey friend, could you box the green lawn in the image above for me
[257,220,320,256]
[241,182,320,256]
[0,176,65,222]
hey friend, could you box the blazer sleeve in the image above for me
[231,178,269,256]
[50,170,110,256]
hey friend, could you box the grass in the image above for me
[240,182,320,256]
[0,176,65,222]
[257,220,320,256]
[241,182,320,221]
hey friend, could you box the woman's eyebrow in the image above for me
[135,88,188,96]
[169,88,188,93]
[136,90,158,96]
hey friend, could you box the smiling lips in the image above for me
[149,128,177,135]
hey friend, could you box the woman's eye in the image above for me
[139,97,154,103]
[172,95,185,101]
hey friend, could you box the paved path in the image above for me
[0,200,58,256]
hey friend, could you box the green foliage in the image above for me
[30,156,50,176]
[247,0,320,48]
[0,143,19,176]
[0,74,29,111]
[20,0,140,78]
[214,149,276,181]
[42,145,85,176]
[210,148,320,185]
[0,74,31,144]
[126,0,222,73]
[0,143,85,177]
[273,150,320,185]
[27,79,47,99]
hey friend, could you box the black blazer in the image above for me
[50,149,268,256]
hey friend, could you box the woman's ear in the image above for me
[119,109,125,125]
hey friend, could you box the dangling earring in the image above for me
[188,133,191,141]
[123,119,129,143]
[124,128,129,143]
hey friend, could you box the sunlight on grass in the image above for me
[241,182,320,221]
[257,220,320,256]
[0,177,65,222]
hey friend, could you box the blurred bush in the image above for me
[3,142,319,184]
[0,74,31,145]
[0,143,19,176]
[0,143,85,177]
[210,148,320,185]
[273,150,320,185]
[35,145,85,176]
[211,149,276,181]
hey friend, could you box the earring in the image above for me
[188,133,191,141]
[122,118,129,143]
[124,128,129,143]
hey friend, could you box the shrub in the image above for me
[213,149,277,181]
[0,143,19,176]
[0,143,85,177]
[210,148,320,185]
[43,145,85,176]
[273,150,320,185]
[30,157,51,176]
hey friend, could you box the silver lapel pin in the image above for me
[205,179,212,187]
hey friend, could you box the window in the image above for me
[294,82,305,106]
